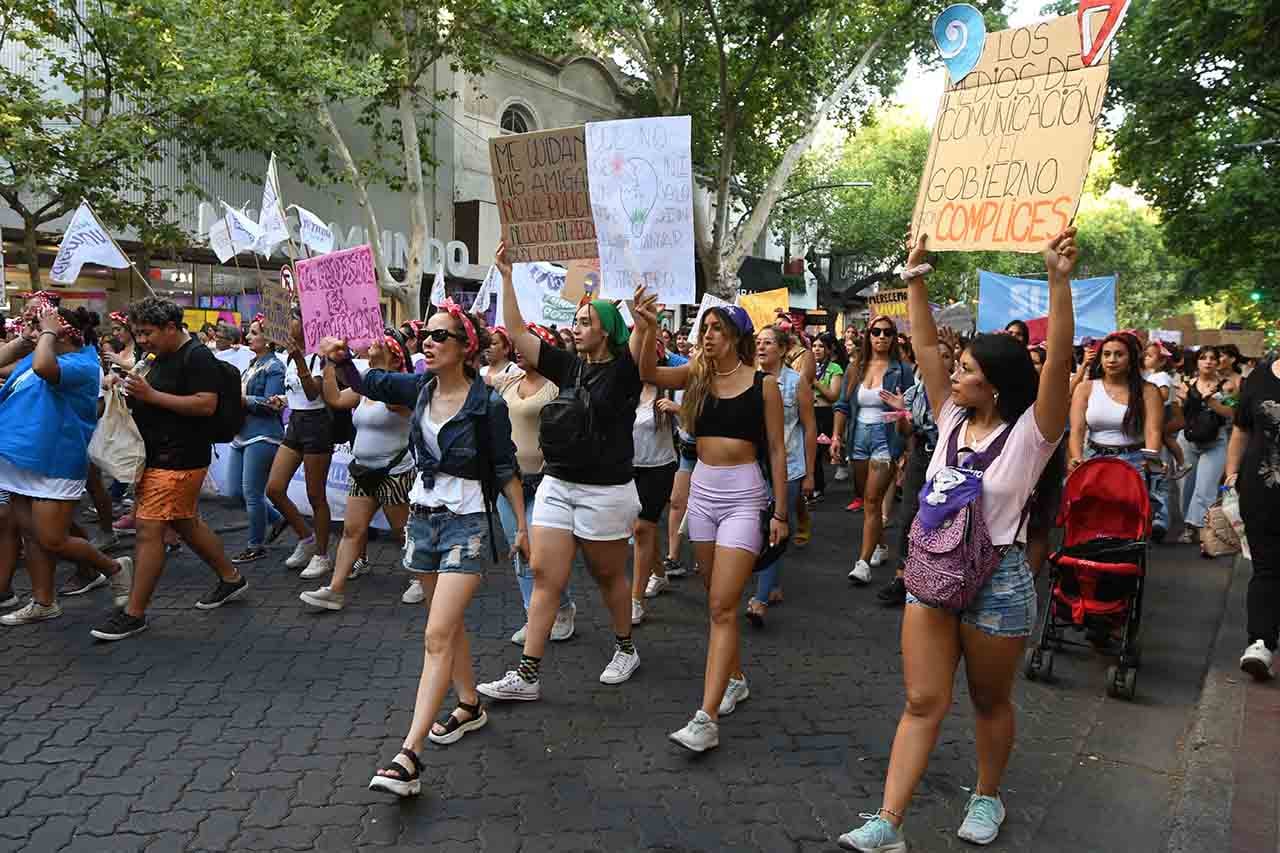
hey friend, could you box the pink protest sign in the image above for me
[294,244,383,352]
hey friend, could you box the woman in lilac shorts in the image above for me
[634,301,789,754]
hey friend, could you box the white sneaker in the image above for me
[477,670,541,701]
[848,560,872,585]
[110,557,133,608]
[1241,640,1274,681]
[719,676,750,716]
[870,545,889,567]
[669,710,719,752]
[631,598,645,625]
[834,466,850,481]
[299,586,345,611]
[551,602,576,641]
[401,580,425,604]
[511,623,528,645]
[0,592,18,609]
[600,647,640,684]
[644,575,670,598]
[300,554,331,580]
[285,538,317,569]
[1,599,62,626]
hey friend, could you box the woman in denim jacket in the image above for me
[831,319,914,585]
[319,303,527,799]
[226,318,286,565]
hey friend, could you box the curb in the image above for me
[1165,554,1249,853]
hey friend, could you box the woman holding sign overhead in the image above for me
[477,242,647,705]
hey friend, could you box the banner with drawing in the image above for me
[911,14,1113,252]
[294,245,383,352]
[586,116,696,305]
[495,262,592,330]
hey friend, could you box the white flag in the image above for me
[471,265,499,314]
[209,203,263,263]
[256,154,291,257]
[429,261,448,308]
[293,205,334,255]
[49,202,130,284]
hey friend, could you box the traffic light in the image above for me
[1250,291,1262,302]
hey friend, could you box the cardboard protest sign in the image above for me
[586,116,696,306]
[565,257,602,301]
[294,244,383,353]
[737,288,789,336]
[489,126,596,263]
[911,14,1112,253]
[868,288,911,333]
[1217,330,1267,355]
[259,276,293,346]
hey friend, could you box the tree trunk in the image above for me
[22,219,39,287]
[397,77,428,320]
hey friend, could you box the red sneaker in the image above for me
[845,498,864,512]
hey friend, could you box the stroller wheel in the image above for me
[1106,665,1138,700]
[1024,648,1054,682]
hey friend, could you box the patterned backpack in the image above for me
[903,418,1015,611]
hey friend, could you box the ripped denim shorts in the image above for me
[906,545,1037,639]
[402,508,489,576]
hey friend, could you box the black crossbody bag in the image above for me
[347,444,409,495]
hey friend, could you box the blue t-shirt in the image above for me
[666,353,689,367]
[0,346,101,480]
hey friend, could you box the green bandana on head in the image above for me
[590,299,630,349]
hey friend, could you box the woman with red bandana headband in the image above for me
[301,329,415,611]
[0,302,133,626]
[634,297,790,753]
[319,299,525,798]
[482,326,522,384]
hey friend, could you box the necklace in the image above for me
[714,362,742,378]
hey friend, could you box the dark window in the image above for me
[500,105,533,134]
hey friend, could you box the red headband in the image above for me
[109,310,129,326]
[491,325,511,348]
[440,298,478,355]
[37,304,83,346]
[526,323,558,347]
[383,334,408,368]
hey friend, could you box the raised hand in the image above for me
[1044,227,1079,277]
[906,233,930,271]
[495,241,513,280]
[317,336,350,362]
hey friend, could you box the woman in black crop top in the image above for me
[635,300,789,754]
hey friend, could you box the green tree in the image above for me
[1054,0,1278,301]
[606,0,1006,297]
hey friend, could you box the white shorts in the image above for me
[531,475,640,542]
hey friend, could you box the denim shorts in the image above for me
[850,420,892,462]
[906,545,1038,638]
[402,509,489,575]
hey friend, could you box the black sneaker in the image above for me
[230,547,266,565]
[267,517,290,545]
[90,609,148,642]
[876,576,907,607]
[195,576,249,610]
[662,557,688,578]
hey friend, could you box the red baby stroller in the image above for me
[1024,457,1151,700]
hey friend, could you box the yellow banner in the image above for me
[737,288,789,335]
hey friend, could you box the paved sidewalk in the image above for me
[0,486,1236,852]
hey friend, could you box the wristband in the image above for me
[38,330,56,337]
[900,264,934,281]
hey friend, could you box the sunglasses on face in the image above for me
[424,328,467,344]
[868,327,894,338]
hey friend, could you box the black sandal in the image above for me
[368,747,423,797]
[428,700,488,745]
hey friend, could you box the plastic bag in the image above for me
[88,386,146,485]
[1220,487,1251,560]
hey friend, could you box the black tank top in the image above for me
[695,370,767,448]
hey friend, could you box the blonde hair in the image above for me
[680,307,755,432]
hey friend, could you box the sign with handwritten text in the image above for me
[489,126,596,263]
[294,245,382,353]
[259,274,293,347]
[868,288,911,333]
[911,14,1112,253]
[586,116,695,305]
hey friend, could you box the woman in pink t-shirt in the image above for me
[840,229,1079,852]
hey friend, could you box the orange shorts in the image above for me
[135,468,206,521]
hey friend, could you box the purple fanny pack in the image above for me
[904,419,1013,611]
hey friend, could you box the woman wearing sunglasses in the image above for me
[319,302,526,798]
[831,316,914,586]
[478,242,647,704]
[300,329,414,611]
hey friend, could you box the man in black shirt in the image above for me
[90,298,247,642]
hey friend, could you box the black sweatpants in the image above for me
[1244,505,1280,650]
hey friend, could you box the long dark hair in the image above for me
[59,307,100,347]
[1090,332,1146,438]
[966,333,1039,424]
[853,315,902,385]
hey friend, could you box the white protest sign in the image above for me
[585,116,695,305]
[1150,329,1182,345]
[49,202,130,284]
[496,262,581,330]
[690,292,733,344]
[293,205,334,255]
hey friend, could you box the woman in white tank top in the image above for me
[299,330,415,612]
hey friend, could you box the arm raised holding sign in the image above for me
[495,242,542,372]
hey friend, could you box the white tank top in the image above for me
[351,399,414,472]
[1086,380,1138,446]
[856,384,885,423]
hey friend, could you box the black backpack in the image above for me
[184,346,246,443]
[1183,381,1225,445]
[539,359,596,462]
